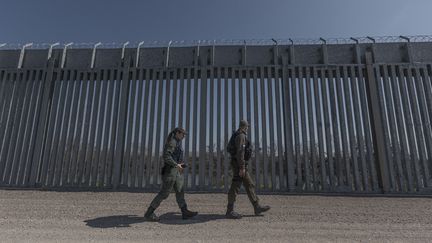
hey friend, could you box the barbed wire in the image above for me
[1,35,432,50]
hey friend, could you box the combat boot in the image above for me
[225,203,242,219]
[181,206,198,219]
[253,202,270,215]
[144,206,160,222]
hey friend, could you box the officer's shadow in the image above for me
[84,213,262,228]
[158,212,263,225]
[84,215,145,228]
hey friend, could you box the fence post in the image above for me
[364,51,390,193]
[112,55,131,189]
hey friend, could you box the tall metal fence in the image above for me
[1,36,432,193]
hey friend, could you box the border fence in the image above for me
[1,36,432,193]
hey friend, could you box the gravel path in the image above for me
[1,189,432,242]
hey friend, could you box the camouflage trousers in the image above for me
[149,168,186,209]
[227,159,259,205]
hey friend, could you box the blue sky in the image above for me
[1,0,432,43]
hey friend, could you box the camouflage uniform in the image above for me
[226,120,270,219]
[144,128,197,221]
[149,137,186,209]
[227,130,259,205]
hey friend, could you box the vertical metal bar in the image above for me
[100,69,116,187]
[199,68,208,189]
[374,65,395,191]
[192,68,199,190]
[145,69,156,188]
[267,67,277,190]
[232,68,236,141]
[163,72,172,149]
[382,65,404,191]
[260,66,269,190]
[82,70,102,186]
[38,68,61,186]
[328,69,344,189]
[343,66,360,191]
[47,70,68,187]
[147,70,160,187]
[292,67,301,190]
[306,67,317,191]
[422,66,432,130]
[122,68,136,186]
[321,69,335,188]
[130,69,143,188]
[171,69,178,128]
[224,68,229,190]
[357,65,379,191]
[300,67,311,191]
[67,72,85,186]
[336,66,352,190]
[178,68,185,129]
[283,67,295,191]
[92,69,109,187]
[8,70,33,185]
[239,69,244,121]
[253,68,261,190]
[76,72,94,185]
[390,65,414,191]
[112,57,131,189]
[58,70,79,186]
[349,66,369,191]
[107,69,121,187]
[312,67,327,191]
[274,67,285,190]
[151,71,165,187]
[407,68,429,187]
[246,69,254,187]
[208,67,214,189]
[183,68,192,189]
[139,69,151,188]
[79,70,103,186]
[364,52,390,192]
[216,67,222,190]
[153,70,165,186]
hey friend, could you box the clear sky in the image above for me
[1,0,432,44]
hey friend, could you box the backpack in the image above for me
[226,131,240,155]
[227,131,252,161]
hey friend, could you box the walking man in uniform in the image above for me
[144,127,198,221]
[226,120,270,219]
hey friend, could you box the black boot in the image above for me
[181,206,198,220]
[253,202,270,215]
[144,206,159,222]
[225,203,242,219]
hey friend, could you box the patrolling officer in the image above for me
[144,127,198,221]
[226,120,270,219]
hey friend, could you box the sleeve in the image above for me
[235,133,246,168]
[163,139,179,167]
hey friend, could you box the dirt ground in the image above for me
[1,189,432,242]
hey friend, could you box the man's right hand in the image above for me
[177,163,184,173]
